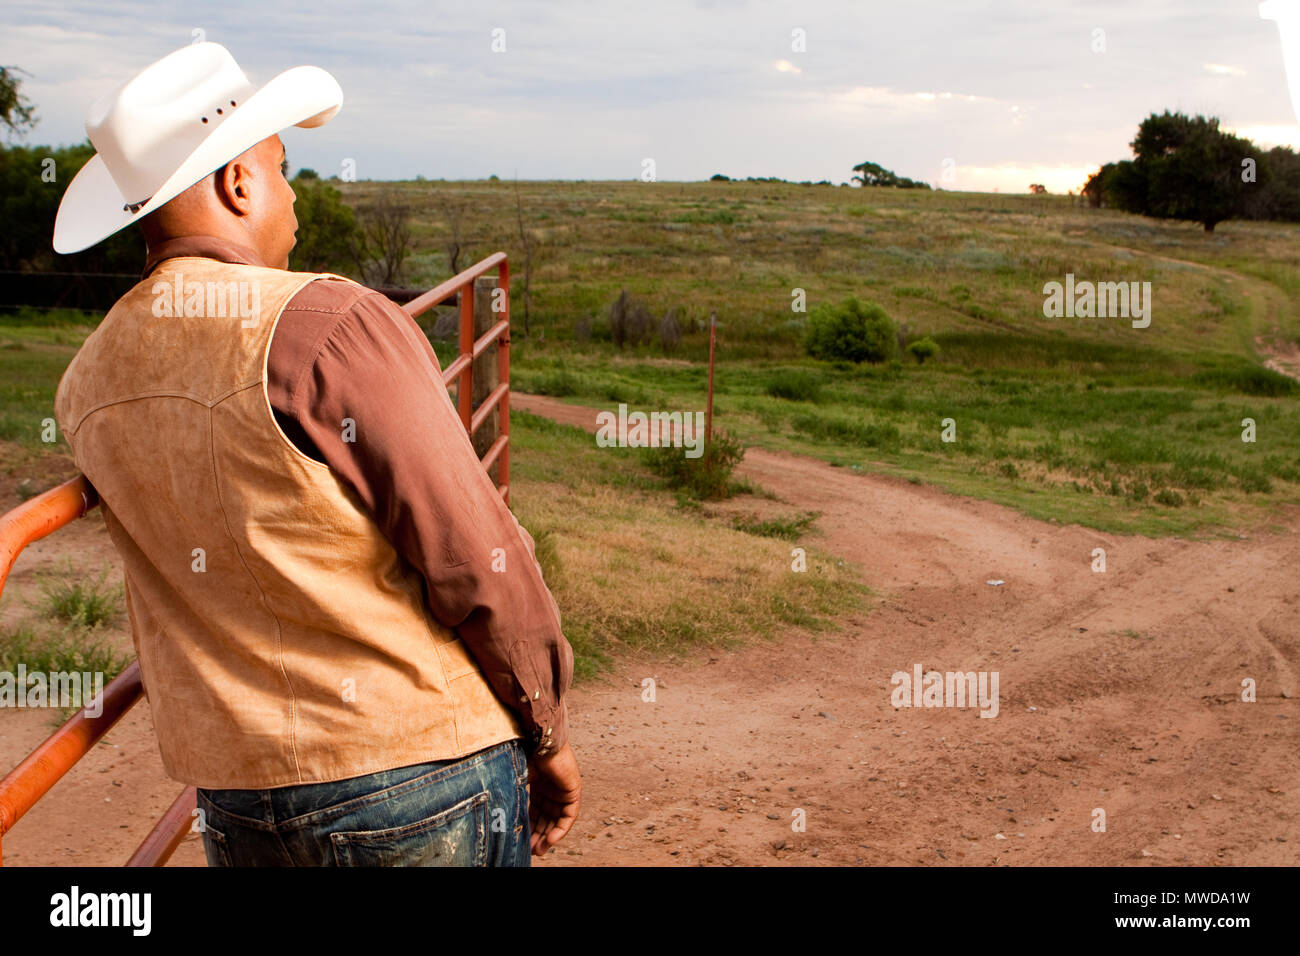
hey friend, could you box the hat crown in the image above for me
[86,42,258,204]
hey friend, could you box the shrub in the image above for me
[766,370,823,402]
[803,296,898,363]
[529,367,581,397]
[1154,488,1184,507]
[659,307,683,353]
[609,290,655,349]
[288,177,359,274]
[907,335,940,364]
[643,429,746,500]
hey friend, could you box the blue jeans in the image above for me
[195,739,531,866]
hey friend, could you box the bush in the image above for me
[907,335,940,364]
[803,296,898,363]
[643,429,746,500]
[766,370,823,402]
[659,307,683,353]
[526,366,581,397]
[289,176,360,274]
[609,290,655,349]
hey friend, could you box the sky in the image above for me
[3,0,1299,194]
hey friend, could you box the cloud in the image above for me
[6,0,1298,184]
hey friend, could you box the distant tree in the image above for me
[1029,183,1047,194]
[0,140,143,273]
[295,167,320,180]
[1132,111,1258,232]
[1243,146,1300,222]
[426,189,468,275]
[710,173,731,181]
[288,175,357,274]
[851,160,931,190]
[0,66,36,140]
[349,189,412,286]
[1087,111,1262,232]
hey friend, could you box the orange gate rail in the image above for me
[0,253,511,865]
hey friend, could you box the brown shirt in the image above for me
[140,236,570,756]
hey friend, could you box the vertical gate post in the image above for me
[472,274,501,485]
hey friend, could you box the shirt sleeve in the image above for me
[268,280,573,756]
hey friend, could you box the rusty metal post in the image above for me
[472,274,500,485]
[457,276,474,431]
[705,312,717,448]
[125,786,197,867]
[497,260,511,506]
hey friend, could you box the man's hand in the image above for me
[526,742,581,857]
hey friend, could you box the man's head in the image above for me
[52,43,341,257]
[139,134,298,268]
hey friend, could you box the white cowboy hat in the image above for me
[53,42,343,254]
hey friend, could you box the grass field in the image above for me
[333,177,1300,536]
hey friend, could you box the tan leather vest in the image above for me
[53,257,522,789]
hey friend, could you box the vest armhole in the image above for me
[260,272,340,472]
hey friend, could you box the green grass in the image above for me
[29,559,125,630]
[504,346,1300,536]
[0,622,131,680]
[0,558,130,698]
[730,510,821,540]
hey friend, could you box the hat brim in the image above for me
[53,64,343,254]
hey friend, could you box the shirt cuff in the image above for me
[526,699,568,758]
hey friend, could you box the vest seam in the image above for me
[61,389,242,436]
[205,400,305,783]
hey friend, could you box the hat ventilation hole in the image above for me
[201,116,208,124]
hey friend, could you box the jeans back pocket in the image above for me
[329,790,490,867]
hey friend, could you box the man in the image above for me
[51,42,579,866]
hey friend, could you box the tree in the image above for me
[288,174,358,273]
[1082,160,1147,210]
[0,66,37,140]
[851,160,931,190]
[1088,111,1260,232]
[1132,111,1257,232]
[349,189,412,286]
[1243,146,1300,223]
[434,190,467,275]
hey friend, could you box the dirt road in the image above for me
[0,394,1294,866]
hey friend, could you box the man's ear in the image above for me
[215,160,253,216]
